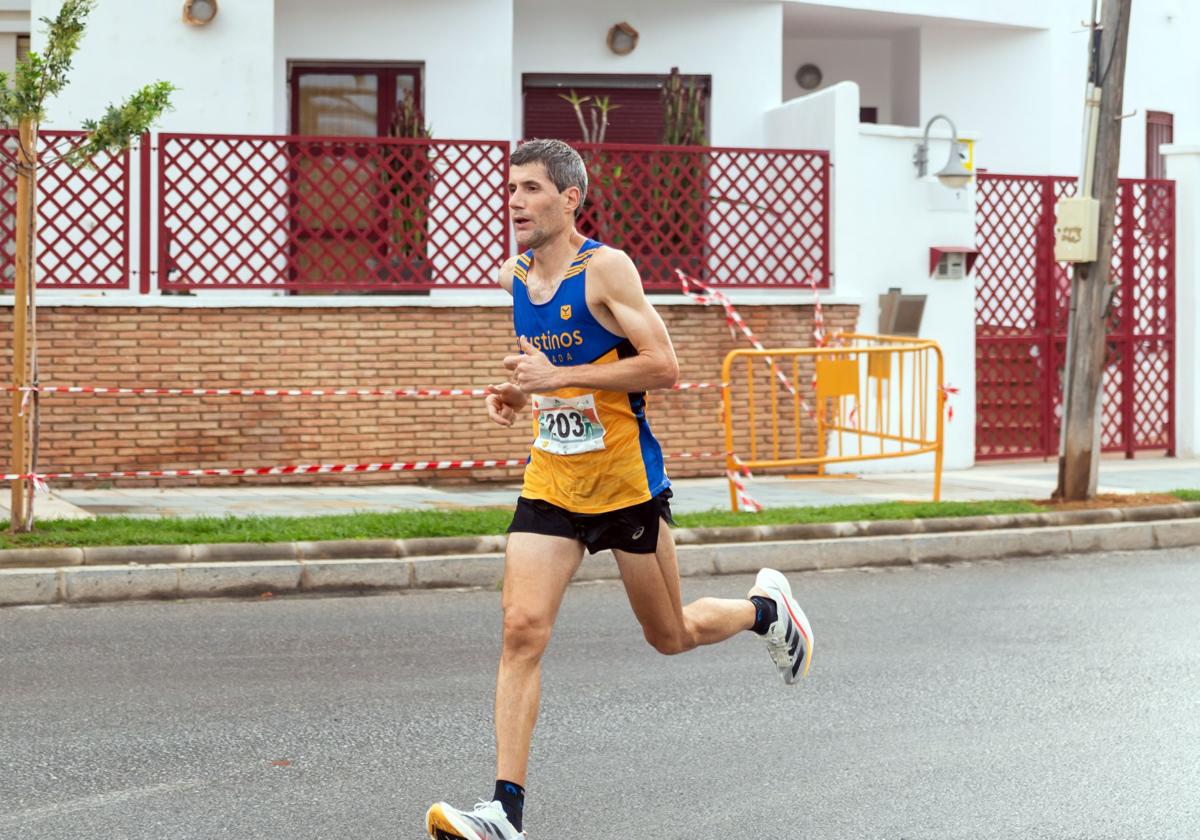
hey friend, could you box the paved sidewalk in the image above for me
[7,454,1196,521]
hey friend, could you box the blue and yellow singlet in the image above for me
[512,239,669,513]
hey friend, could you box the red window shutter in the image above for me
[523,86,666,144]
[1146,111,1173,180]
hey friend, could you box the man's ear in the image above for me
[563,185,582,216]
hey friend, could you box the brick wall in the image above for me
[0,302,858,487]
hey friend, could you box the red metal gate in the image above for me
[975,174,1175,459]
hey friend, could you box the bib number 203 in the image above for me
[531,394,606,456]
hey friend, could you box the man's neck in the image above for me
[529,228,586,281]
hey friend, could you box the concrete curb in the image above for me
[2,502,1197,571]
[2,516,1198,608]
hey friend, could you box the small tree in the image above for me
[0,0,174,532]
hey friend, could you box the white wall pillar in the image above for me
[1162,146,1200,457]
[764,84,977,472]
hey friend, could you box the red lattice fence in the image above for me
[574,142,830,290]
[157,133,511,291]
[0,130,132,290]
[1,133,830,294]
[975,173,1174,459]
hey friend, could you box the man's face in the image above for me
[508,162,577,250]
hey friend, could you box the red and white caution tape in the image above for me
[14,385,492,398]
[9,382,716,398]
[2,451,727,483]
[810,273,828,349]
[678,269,816,406]
[940,384,959,423]
[676,270,795,391]
[1,459,529,482]
[725,455,763,513]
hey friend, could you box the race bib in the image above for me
[531,393,607,455]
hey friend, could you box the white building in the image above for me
[15,0,1200,468]
[28,0,1194,177]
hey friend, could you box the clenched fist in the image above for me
[503,336,563,394]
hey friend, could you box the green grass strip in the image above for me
[0,498,1056,550]
[2,491,1194,551]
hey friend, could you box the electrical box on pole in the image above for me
[1054,196,1101,262]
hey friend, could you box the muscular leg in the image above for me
[494,531,583,786]
[613,519,756,655]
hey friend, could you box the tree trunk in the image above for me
[10,118,37,532]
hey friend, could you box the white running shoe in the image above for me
[752,568,814,684]
[426,800,525,840]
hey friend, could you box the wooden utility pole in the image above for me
[1055,0,1133,501]
[10,118,36,532]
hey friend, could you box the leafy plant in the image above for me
[384,88,434,268]
[559,89,620,144]
[661,66,705,147]
[653,68,707,279]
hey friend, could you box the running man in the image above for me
[425,139,813,840]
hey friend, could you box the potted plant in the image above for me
[373,88,435,290]
[649,67,706,285]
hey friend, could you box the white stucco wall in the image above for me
[849,124,977,471]
[766,82,976,470]
[273,0,513,140]
[514,0,782,148]
[781,0,1051,29]
[914,0,1199,178]
[782,37,893,121]
[1163,146,1200,457]
[35,0,276,134]
[917,24,1056,175]
[0,31,15,76]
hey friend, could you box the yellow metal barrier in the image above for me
[721,334,945,511]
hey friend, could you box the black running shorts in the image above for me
[507,489,675,555]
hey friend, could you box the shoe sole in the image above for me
[426,804,479,840]
[756,568,814,682]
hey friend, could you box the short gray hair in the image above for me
[511,139,588,217]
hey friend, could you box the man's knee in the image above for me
[501,605,554,659]
[642,624,694,656]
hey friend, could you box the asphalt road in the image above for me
[2,548,1198,840]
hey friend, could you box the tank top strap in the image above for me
[513,250,533,283]
[562,240,601,281]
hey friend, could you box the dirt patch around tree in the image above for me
[1032,493,1183,512]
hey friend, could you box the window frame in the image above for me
[1145,110,1174,180]
[288,62,423,137]
[521,72,712,145]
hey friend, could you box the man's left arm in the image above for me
[505,253,679,394]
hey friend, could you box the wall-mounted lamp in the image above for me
[183,0,218,26]
[914,114,973,189]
